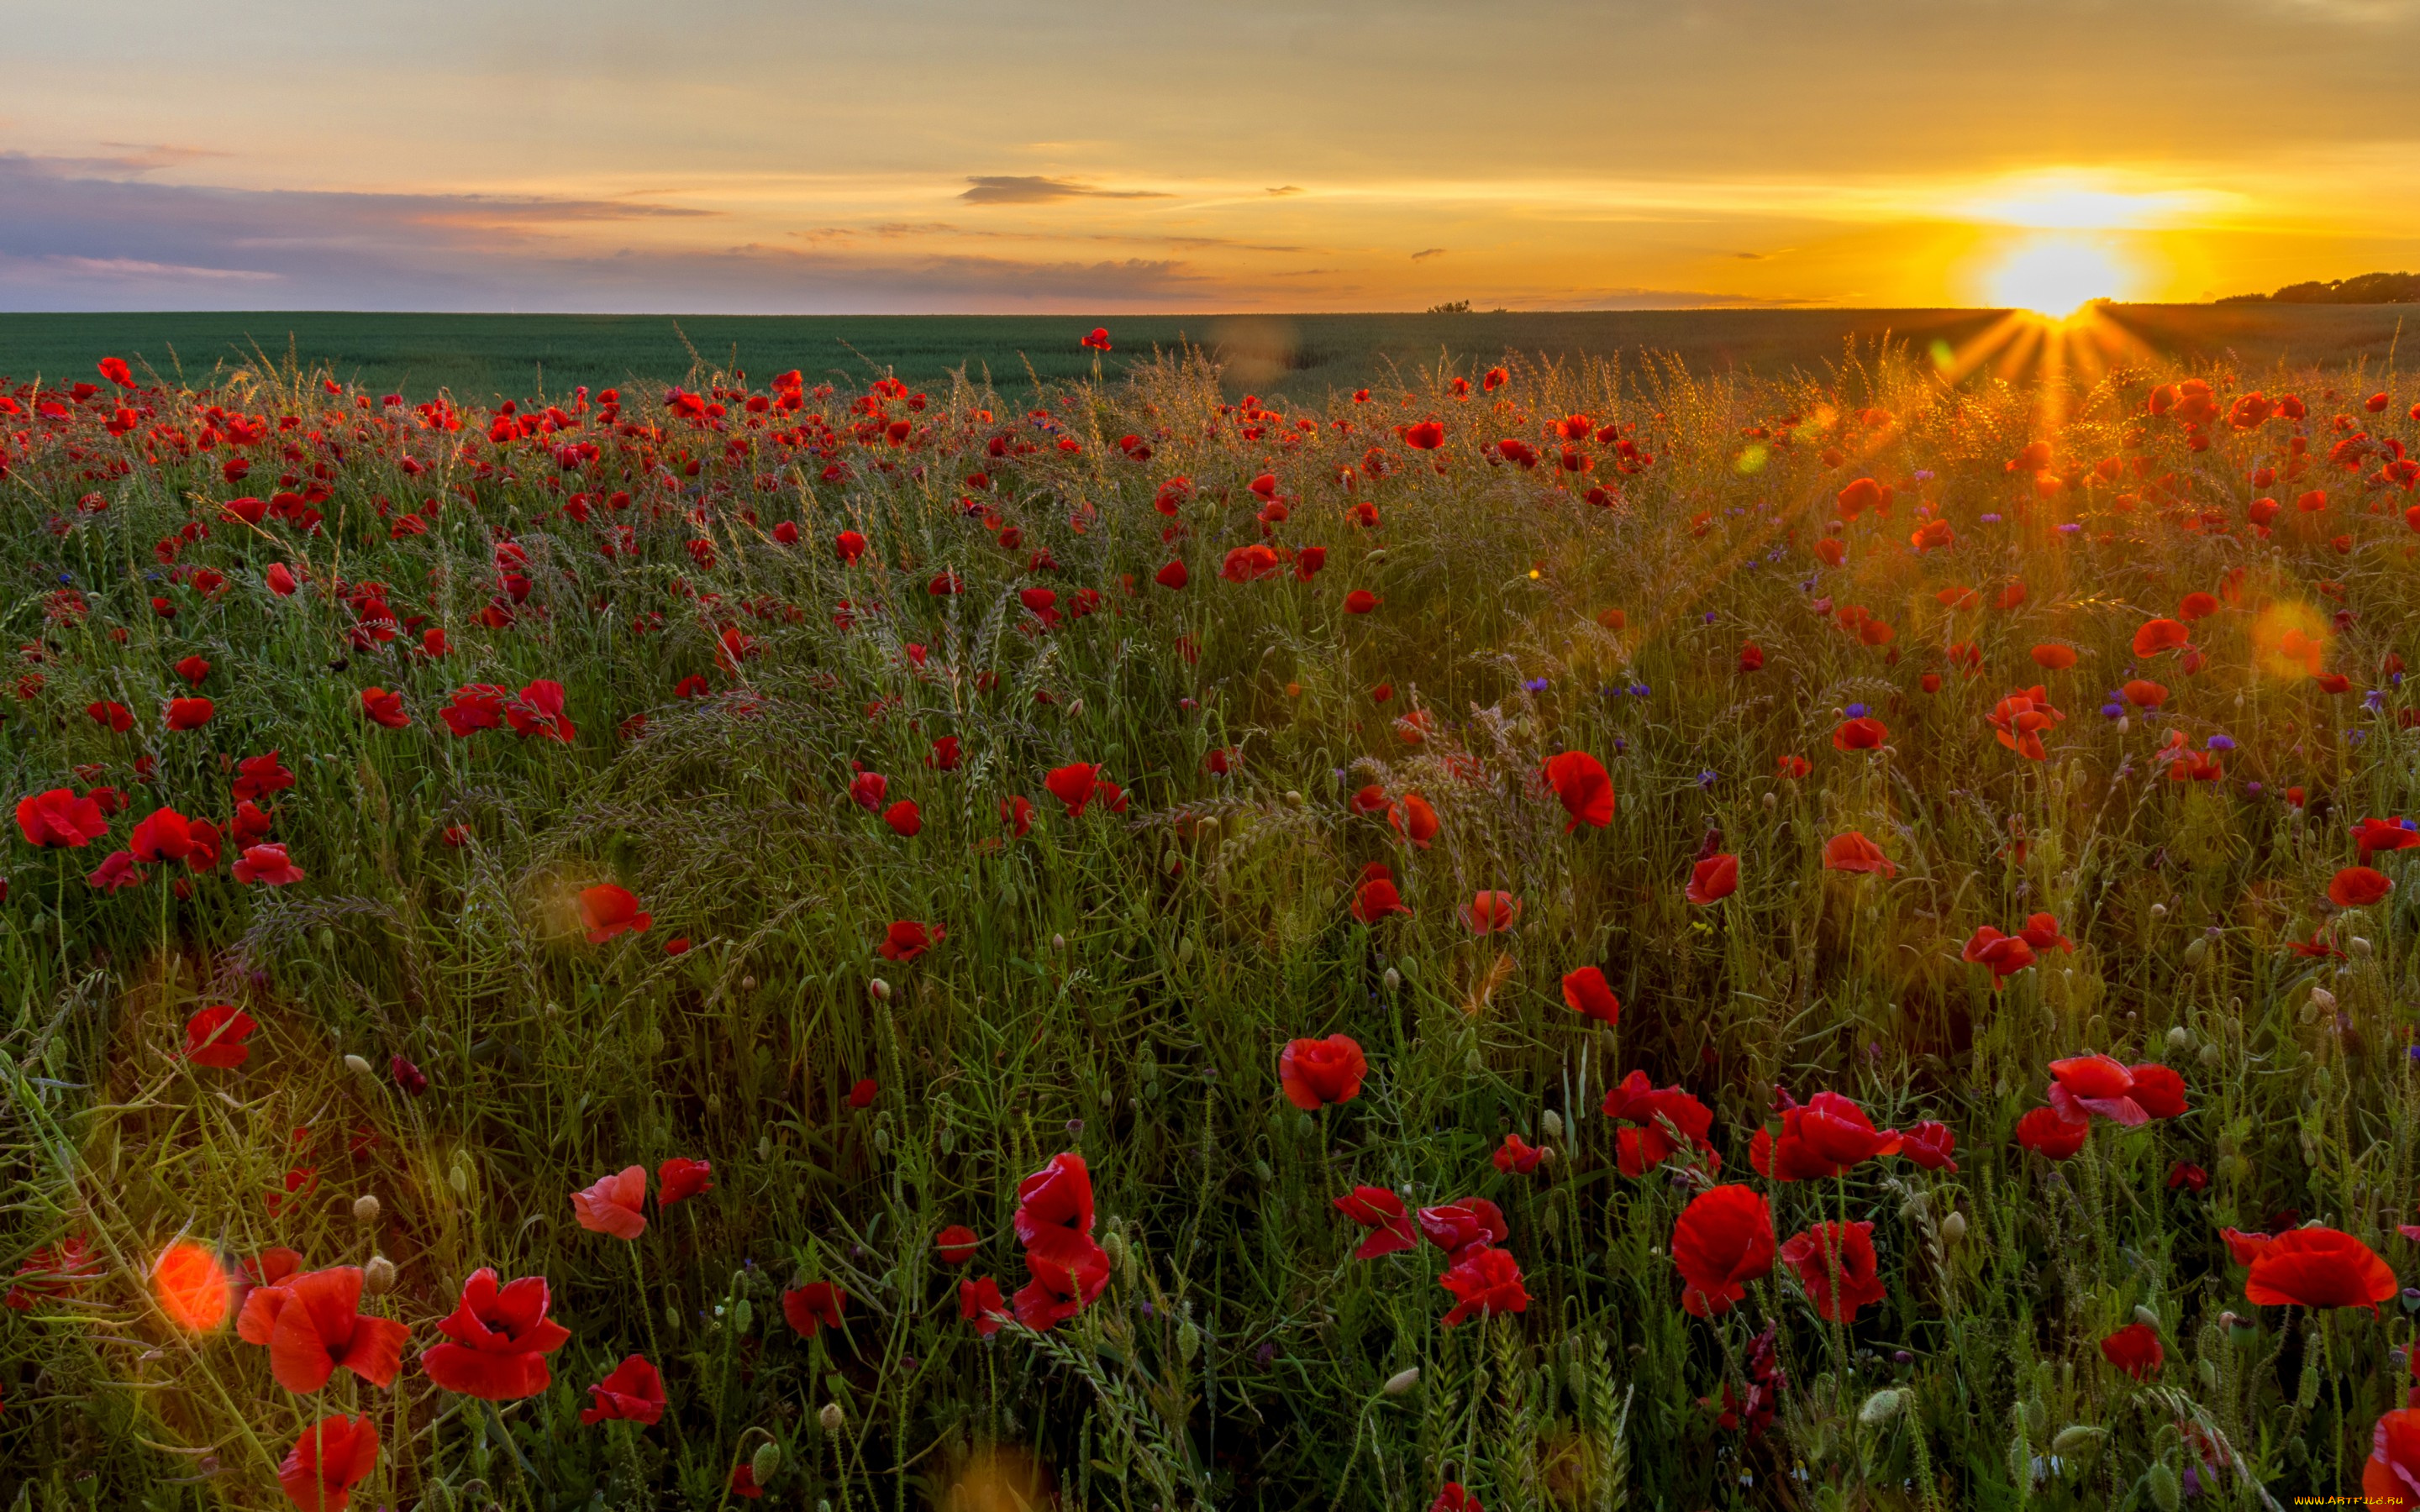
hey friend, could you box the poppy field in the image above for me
[6,335,2420,1510]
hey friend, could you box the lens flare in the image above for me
[1986,235,2129,317]
[154,1242,233,1332]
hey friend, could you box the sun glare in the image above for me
[1985,235,2129,317]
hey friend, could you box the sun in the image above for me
[1984,234,2129,317]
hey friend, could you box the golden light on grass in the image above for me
[153,1242,232,1333]
[940,1446,1055,1512]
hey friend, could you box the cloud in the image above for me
[1411,247,1447,260]
[958,175,1171,205]
[1733,248,1797,260]
[1265,186,1303,197]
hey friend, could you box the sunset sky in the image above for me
[3,0,2416,313]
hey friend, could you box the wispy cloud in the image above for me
[1410,247,1446,261]
[958,175,1171,206]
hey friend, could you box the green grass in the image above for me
[1,333,2417,1510]
[0,303,2410,407]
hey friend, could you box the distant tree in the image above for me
[1425,300,1471,315]
[2217,270,2420,305]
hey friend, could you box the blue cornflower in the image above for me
[1845,702,1868,718]
[2206,734,2236,752]
[1697,770,1718,789]
[1522,676,1549,693]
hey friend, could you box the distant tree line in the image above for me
[2218,270,2420,305]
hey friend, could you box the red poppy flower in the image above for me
[1492,1132,1545,1175]
[1334,1186,1418,1258]
[1996,580,2028,610]
[1961,927,2037,989]
[1671,1184,1776,1318]
[419,1268,571,1399]
[1015,1152,1095,1240]
[1404,420,1445,449]
[1154,559,1189,590]
[1439,1246,1528,1326]
[1686,853,1739,905]
[1081,327,1112,351]
[2356,818,2420,861]
[2018,913,2073,953]
[1780,1220,1885,1321]
[1279,1034,1366,1110]
[1900,1120,1958,1171]
[1418,1199,1509,1257]
[782,1281,848,1336]
[238,1265,411,1393]
[883,800,922,836]
[1560,966,1621,1025]
[1738,641,1766,671]
[731,1462,766,1499]
[1001,795,1035,835]
[2366,1409,2420,1510]
[1045,763,1100,816]
[1756,1090,1902,1181]
[277,1415,380,1512]
[1351,876,1410,922]
[1015,1226,1112,1330]
[834,529,868,565]
[184,1004,257,1068]
[935,1225,980,1264]
[232,843,306,885]
[1431,1484,1482,1512]
[2047,1053,2150,1124]
[571,1164,648,1239]
[504,680,576,743]
[1389,791,1440,848]
[2333,865,2396,907]
[1222,544,1279,583]
[1776,754,1810,780]
[1294,545,1328,580]
[2098,1321,2162,1378]
[578,884,651,942]
[658,1158,713,1205]
[2014,1105,2088,1160]
[2128,1063,2189,1119]
[154,1241,232,1331]
[847,1076,878,1109]
[128,806,191,864]
[850,771,887,811]
[1602,1071,1718,1175]
[878,918,942,960]
[929,735,962,770]
[1836,477,1886,517]
[86,700,134,732]
[2133,618,2191,656]
[2167,1161,2208,1191]
[1541,750,1614,832]
[350,687,406,729]
[1832,716,1887,751]
[1986,686,2065,761]
[1821,831,1896,877]
[2245,1226,2397,1311]
[2029,644,2076,670]
[165,696,215,731]
[1343,589,1381,614]
[960,1276,1009,1336]
[580,1354,666,1425]
[2122,679,2168,708]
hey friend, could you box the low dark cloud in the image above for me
[0,153,1222,312]
[958,175,1171,205]
[1410,247,1446,260]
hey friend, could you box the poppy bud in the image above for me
[818,1404,844,1434]
[1541,1110,1564,1141]
[344,1053,373,1076]
[2181,937,2208,968]
[1101,1229,1127,1273]
[1382,1366,1420,1395]
[1383,968,1401,995]
[708,1094,723,1116]
[1066,698,1083,717]
[2198,1042,2221,1068]
[2165,1026,2191,1050]
[2149,903,2167,919]
[2051,1425,2106,1456]
[1178,1318,1202,1363]
[867,978,892,1001]
[1051,933,1066,953]
[2311,985,2338,1011]
[363,1255,396,1295]
[1163,849,1181,874]
[2115,716,2128,733]
[2145,1462,2180,1512]
[1284,790,1304,807]
[2351,936,2374,957]
[353,1194,380,1224]
[2132,1305,2160,1330]
[756,1440,787,1482]
[1858,1389,1906,1426]
[740,975,757,992]
[1939,1211,1967,1244]
[1763,791,1777,811]
[449,1163,469,1195]
[1177,937,1196,963]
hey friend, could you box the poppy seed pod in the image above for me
[1382,1366,1420,1395]
[353,1194,380,1224]
[818,1403,845,1433]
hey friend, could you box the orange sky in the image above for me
[3,0,2417,312]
